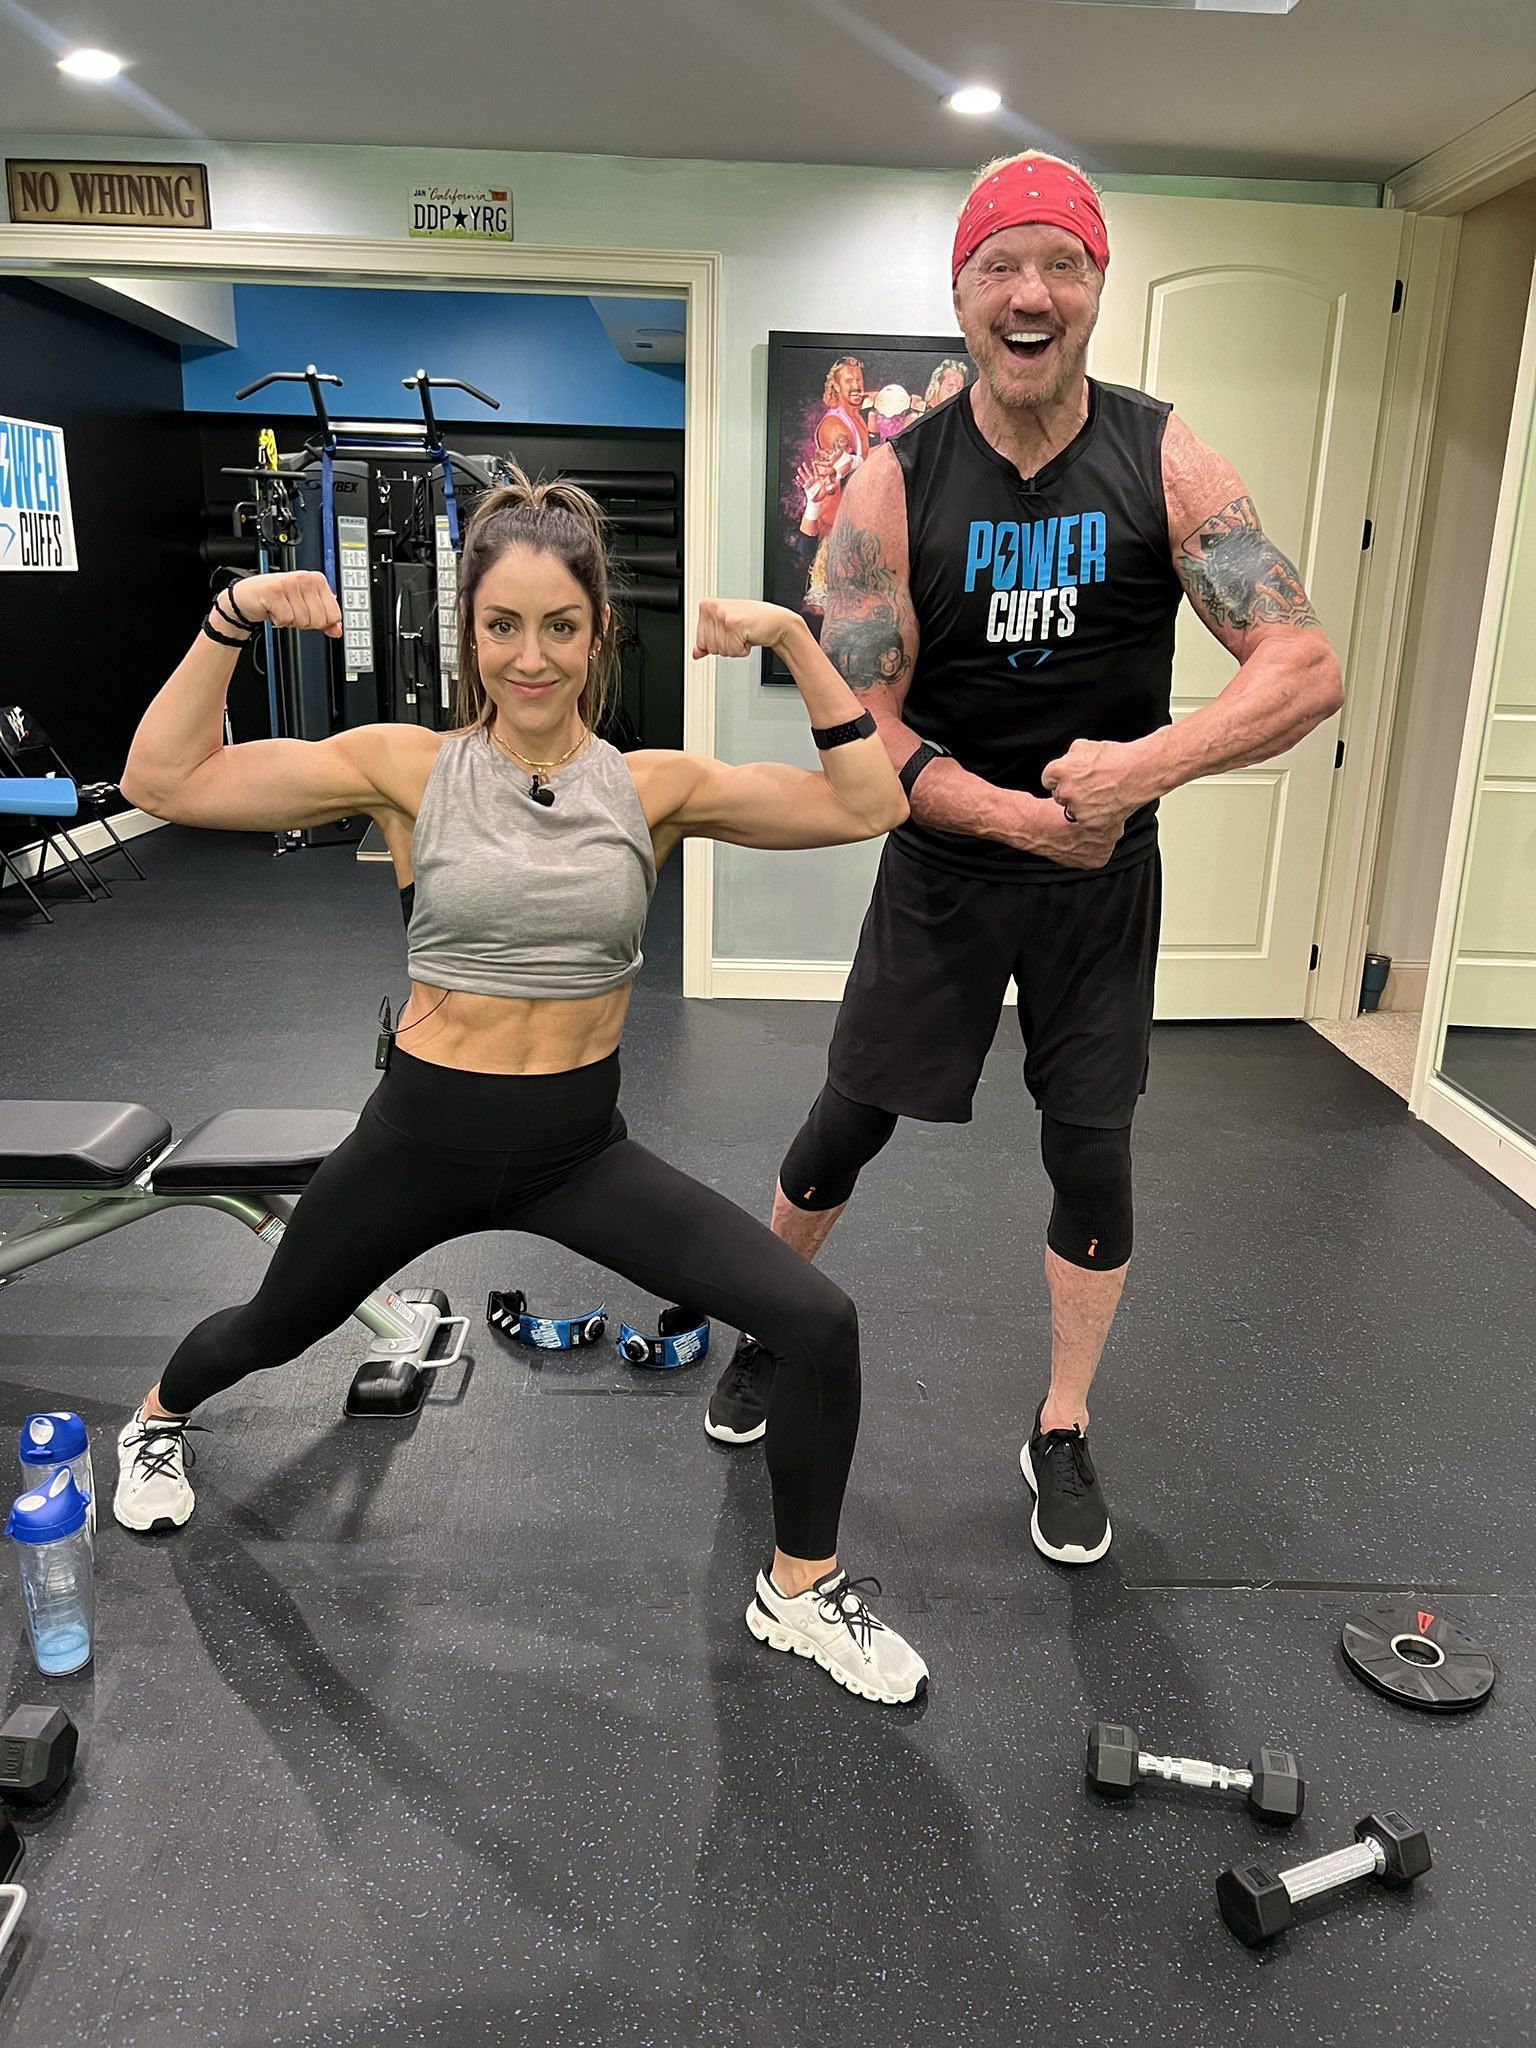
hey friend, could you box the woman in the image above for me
[114,475,926,1709]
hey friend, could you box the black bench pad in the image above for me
[150,1108,358,1194]
[0,1101,173,1189]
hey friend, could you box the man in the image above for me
[705,151,1343,1567]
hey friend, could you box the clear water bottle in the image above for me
[18,1412,95,1537]
[6,1470,94,1676]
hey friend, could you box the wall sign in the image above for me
[409,185,512,240]
[0,417,77,573]
[5,159,211,229]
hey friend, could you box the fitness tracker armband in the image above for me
[810,710,877,751]
[898,737,951,796]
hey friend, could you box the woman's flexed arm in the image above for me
[649,597,906,850]
[122,572,406,831]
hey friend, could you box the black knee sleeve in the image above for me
[1041,1115,1133,1271]
[778,1083,898,1211]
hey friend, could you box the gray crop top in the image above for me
[406,731,657,1001]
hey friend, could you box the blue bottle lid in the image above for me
[19,1411,89,1466]
[6,1469,90,1543]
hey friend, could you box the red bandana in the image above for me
[951,159,1109,284]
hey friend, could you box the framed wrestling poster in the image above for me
[760,329,972,683]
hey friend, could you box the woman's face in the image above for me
[473,545,599,731]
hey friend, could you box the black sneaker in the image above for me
[704,1333,776,1445]
[1020,1400,1112,1564]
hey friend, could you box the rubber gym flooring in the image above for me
[1,829,1532,2048]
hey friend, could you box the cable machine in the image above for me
[218,366,499,850]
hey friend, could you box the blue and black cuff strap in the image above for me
[486,1289,608,1350]
[617,1304,711,1372]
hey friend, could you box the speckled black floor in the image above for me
[0,831,1532,2047]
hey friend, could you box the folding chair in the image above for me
[0,777,82,923]
[0,706,139,890]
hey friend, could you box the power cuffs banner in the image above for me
[0,418,78,573]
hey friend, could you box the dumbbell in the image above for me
[0,1706,77,1808]
[1217,1811,1431,1947]
[1087,1721,1304,1822]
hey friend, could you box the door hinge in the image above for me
[1310,944,1321,972]
[1362,518,1374,550]
[1392,278,1405,314]
[1335,740,1345,770]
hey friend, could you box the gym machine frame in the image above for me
[223,366,500,850]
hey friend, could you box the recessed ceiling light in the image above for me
[58,49,124,81]
[945,86,1002,117]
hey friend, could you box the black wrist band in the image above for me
[811,710,876,751]
[898,738,950,796]
[213,597,255,637]
[201,616,248,648]
[219,584,261,632]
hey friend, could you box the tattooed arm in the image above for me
[1044,417,1343,826]
[821,449,1118,868]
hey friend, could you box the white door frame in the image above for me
[0,223,723,997]
[1309,95,1536,1023]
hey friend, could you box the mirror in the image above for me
[1432,381,1536,1143]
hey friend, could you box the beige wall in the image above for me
[1369,179,1536,974]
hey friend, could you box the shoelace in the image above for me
[128,1421,202,1483]
[1038,1428,1091,1502]
[725,1342,767,1398]
[816,1573,888,1652]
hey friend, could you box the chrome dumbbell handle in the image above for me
[1281,1835,1385,1908]
[1140,1753,1253,1795]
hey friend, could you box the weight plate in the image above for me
[1340,1604,1495,1713]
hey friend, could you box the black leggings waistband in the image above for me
[374,1045,622,1152]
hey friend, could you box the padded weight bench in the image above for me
[0,1099,467,1416]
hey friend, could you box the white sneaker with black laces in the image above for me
[114,1408,197,1533]
[747,1567,928,1705]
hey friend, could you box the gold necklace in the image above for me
[488,724,589,801]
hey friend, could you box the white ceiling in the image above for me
[1,0,1533,186]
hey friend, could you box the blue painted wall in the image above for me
[180,285,685,427]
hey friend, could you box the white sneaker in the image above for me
[113,1408,197,1533]
[746,1567,928,1705]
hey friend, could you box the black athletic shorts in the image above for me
[827,836,1161,1128]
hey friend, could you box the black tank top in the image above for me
[892,378,1182,880]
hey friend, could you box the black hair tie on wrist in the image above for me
[201,616,248,648]
[219,584,261,632]
[213,596,255,638]
[810,710,877,751]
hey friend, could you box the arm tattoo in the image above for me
[819,517,914,693]
[1177,495,1321,631]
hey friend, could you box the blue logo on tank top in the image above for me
[963,511,1108,649]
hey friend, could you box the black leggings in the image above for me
[158,1048,860,1558]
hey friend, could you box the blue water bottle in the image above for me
[19,1413,95,1537]
[6,1470,94,1676]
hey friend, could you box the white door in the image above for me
[1090,194,1405,1018]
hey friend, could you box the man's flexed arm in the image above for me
[1044,416,1343,826]
[818,449,1120,869]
